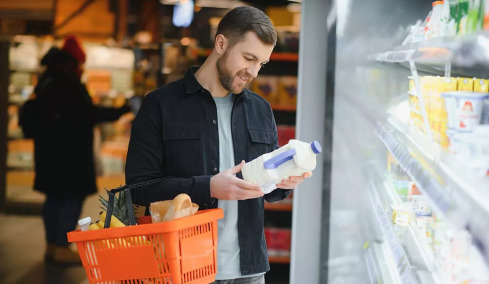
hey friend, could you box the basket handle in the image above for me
[104,177,171,228]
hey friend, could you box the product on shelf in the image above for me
[412,196,433,216]
[265,227,291,257]
[407,75,489,155]
[391,205,411,226]
[387,152,412,200]
[414,215,435,241]
[441,91,488,130]
[278,76,297,108]
[277,125,295,147]
[405,0,488,44]
[252,76,279,105]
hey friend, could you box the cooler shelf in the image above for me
[376,100,489,266]
[367,179,419,284]
[373,31,489,65]
[269,256,290,264]
[265,202,292,211]
[372,31,489,77]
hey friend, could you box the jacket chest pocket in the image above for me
[248,128,277,161]
[163,123,202,176]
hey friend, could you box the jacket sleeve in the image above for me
[92,105,131,123]
[125,92,213,208]
[264,106,294,202]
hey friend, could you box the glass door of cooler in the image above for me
[292,0,489,283]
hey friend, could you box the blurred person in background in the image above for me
[19,36,131,264]
[125,6,311,283]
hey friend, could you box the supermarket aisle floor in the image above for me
[0,192,102,284]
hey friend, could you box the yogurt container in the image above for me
[441,91,488,131]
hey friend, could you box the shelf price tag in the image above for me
[385,50,415,63]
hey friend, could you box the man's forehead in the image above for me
[233,32,274,60]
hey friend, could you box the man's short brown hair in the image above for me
[216,6,277,48]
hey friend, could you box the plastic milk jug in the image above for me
[242,139,322,194]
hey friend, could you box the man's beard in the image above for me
[217,50,245,94]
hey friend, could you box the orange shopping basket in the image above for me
[67,181,223,284]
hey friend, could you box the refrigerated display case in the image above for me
[292,0,489,283]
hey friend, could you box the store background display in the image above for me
[0,1,301,283]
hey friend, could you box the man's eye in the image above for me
[244,57,253,61]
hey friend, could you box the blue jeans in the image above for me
[42,195,84,246]
[211,275,265,284]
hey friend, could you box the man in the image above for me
[126,6,311,283]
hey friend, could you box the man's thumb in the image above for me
[230,160,246,174]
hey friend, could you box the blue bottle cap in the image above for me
[311,141,322,154]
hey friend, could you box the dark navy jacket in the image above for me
[125,67,291,275]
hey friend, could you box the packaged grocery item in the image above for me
[446,125,489,175]
[392,205,411,226]
[473,78,489,92]
[408,184,422,201]
[408,76,416,93]
[474,78,489,124]
[441,91,488,130]
[457,77,474,91]
[484,0,489,29]
[387,152,412,200]
[467,0,483,33]
[78,217,92,231]
[242,140,321,194]
[415,216,435,241]
[412,196,433,216]
[277,76,297,108]
[427,1,443,38]
[277,125,295,147]
[472,125,489,175]
[450,0,461,32]
[408,91,421,112]
[274,228,291,256]
[458,0,470,34]
[251,76,279,105]
[150,194,199,223]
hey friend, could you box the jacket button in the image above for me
[212,119,217,125]
[212,167,218,173]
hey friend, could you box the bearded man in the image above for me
[126,6,311,283]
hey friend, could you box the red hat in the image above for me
[61,35,86,64]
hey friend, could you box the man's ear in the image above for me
[215,34,227,55]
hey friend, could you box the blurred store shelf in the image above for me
[372,31,489,77]
[367,180,418,283]
[376,100,489,266]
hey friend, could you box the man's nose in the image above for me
[247,64,260,78]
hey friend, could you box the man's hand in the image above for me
[211,160,264,200]
[276,172,313,189]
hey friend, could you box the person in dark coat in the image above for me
[30,36,130,264]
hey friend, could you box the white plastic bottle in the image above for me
[78,217,91,231]
[242,139,322,194]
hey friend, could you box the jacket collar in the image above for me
[184,66,249,100]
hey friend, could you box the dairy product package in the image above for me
[441,91,488,130]
[242,139,321,194]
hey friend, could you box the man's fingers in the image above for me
[303,172,313,178]
[230,160,246,174]
[235,178,262,191]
